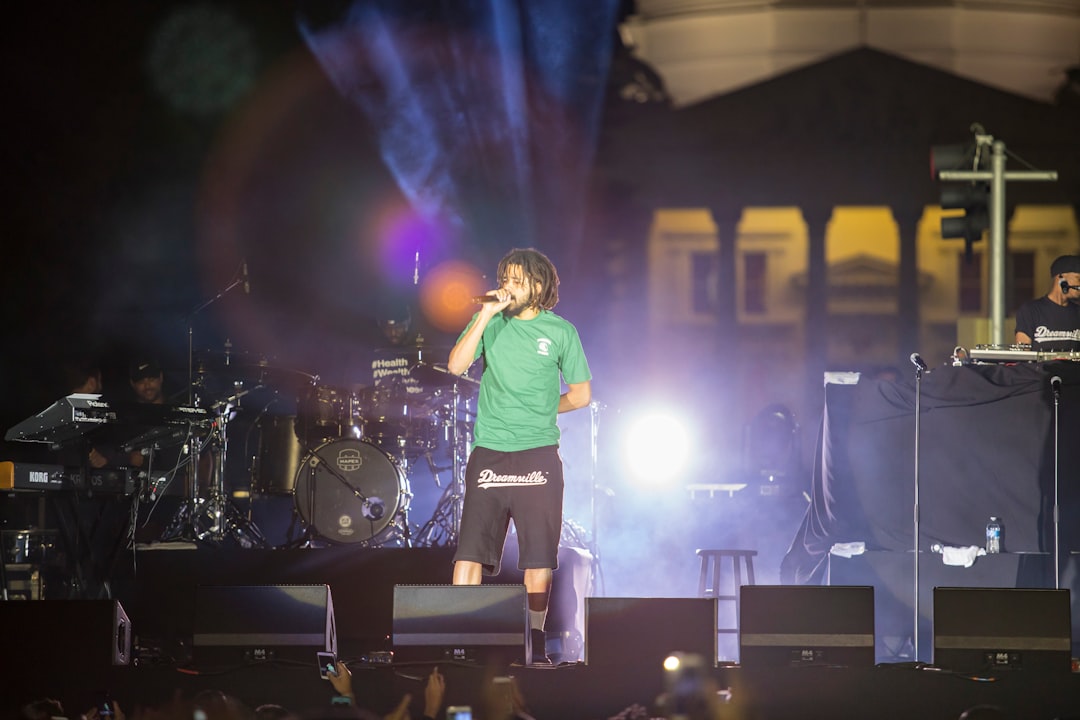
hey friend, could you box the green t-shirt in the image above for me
[461,309,592,452]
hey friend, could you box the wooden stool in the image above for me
[696,548,757,635]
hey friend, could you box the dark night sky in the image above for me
[1,1,631,450]
[2,3,442,429]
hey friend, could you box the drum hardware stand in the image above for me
[197,398,268,548]
[441,376,473,541]
[413,376,474,547]
[392,451,414,547]
[282,447,325,549]
[157,429,210,543]
[159,397,268,548]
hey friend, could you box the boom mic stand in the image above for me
[1050,375,1063,589]
[909,352,929,663]
[187,262,248,404]
[165,262,249,542]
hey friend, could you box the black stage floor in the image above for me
[3,546,1080,720]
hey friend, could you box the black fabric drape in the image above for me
[783,363,1080,584]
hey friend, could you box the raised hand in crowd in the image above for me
[82,700,125,720]
[422,667,445,720]
[382,693,412,720]
[327,660,355,702]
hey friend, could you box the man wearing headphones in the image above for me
[1014,254,1080,352]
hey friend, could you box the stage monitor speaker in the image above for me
[392,584,528,665]
[739,585,875,668]
[933,587,1072,673]
[585,597,718,668]
[0,599,132,666]
[193,585,336,665]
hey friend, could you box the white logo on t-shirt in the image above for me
[1033,325,1080,343]
[477,468,549,488]
[536,337,552,356]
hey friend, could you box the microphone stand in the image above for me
[187,267,247,405]
[169,263,247,542]
[588,400,606,595]
[910,354,926,663]
[1050,376,1062,589]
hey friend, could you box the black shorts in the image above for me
[452,445,563,576]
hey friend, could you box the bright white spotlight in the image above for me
[621,411,693,487]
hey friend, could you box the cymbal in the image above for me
[193,350,316,388]
[409,361,479,389]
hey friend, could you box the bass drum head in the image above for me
[293,438,407,544]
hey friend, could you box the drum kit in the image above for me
[158,342,478,549]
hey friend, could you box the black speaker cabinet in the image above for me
[739,585,875,668]
[585,597,718,667]
[933,587,1072,673]
[392,584,529,665]
[193,585,336,665]
[0,599,132,666]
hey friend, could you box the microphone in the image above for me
[362,497,386,520]
[472,295,502,304]
[1060,279,1080,293]
[241,261,250,294]
[910,353,928,371]
[1051,375,1062,395]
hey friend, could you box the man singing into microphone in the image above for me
[447,247,592,665]
[1014,254,1080,352]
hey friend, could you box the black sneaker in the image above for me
[530,628,552,665]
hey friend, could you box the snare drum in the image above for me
[293,438,409,545]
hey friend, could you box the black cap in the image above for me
[1050,255,1080,276]
[129,357,162,381]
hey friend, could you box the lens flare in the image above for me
[419,260,486,332]
[621,411,694,487]
[370,203,454,287]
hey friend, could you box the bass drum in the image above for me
[293,438,409,545]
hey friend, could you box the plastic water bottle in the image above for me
[986,517,1002,554]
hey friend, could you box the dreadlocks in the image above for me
[497,247,560,310]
